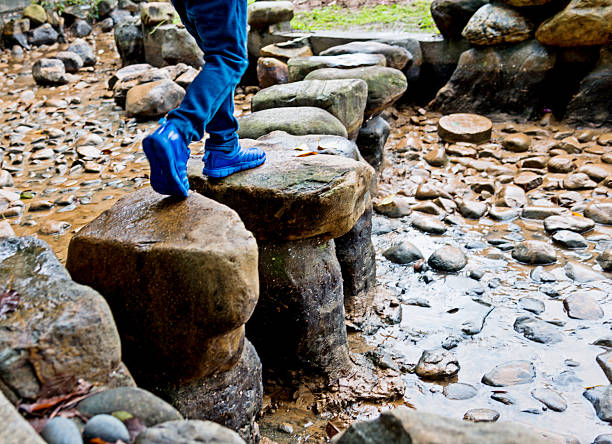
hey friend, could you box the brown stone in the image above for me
[256,57,289,89]
[495,184,528,207]
[437,113,492,144]
[514,171,543,191]
[502,133,531,152]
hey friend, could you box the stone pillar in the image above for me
[66,189,262,442]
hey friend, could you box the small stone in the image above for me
[67,38,96,66]
[77,146,103,159]
[531,388,567,412]
[547,156,574,173]
[424,147,448,167]
[564,172,597,190]
[488,206,519,221]
[544,215,595,233]
[597,352,612,384]
[514,172,543,191]
[502,133,531,152]
[495,184,527,208]
[443,383,477,400]
[518,297,545,314]
[383,242,423,264]
[521,206,567,220]
[514,316,562,344]
[278,423,294,434]
[28,200,54,211]
[437,113,492,144]
[564,292,604,320]
[565,262,606,282]
[39,220,71,235]
[512,241,556,265]
[412,216,447,234]
[585,203,612,225]
[463,408,500,423]
[33,58,68,85]
[597,250,612,272]
[0,221,15,238]
[428,246,467,272]
[41,417,83,444]
[482,361,535,386]
[415,349,460,379]
[552,230,588,249]
[457,200,487,219]
[374,195,412,218]
[83,414,130,444]
[54,51,83,73]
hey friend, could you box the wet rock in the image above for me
[0,237,132,401]
[257,57,288,88]
[288,54,386,82]
[521,206,567,220]
[597,351,612,383]
[578,164,612,182]
[22,4,47,27]
[261,38,313,63]
[565,262,606,282]
[0,221,15,238]
[462,4,534,46]
[357,116,390,173]
[83,414,130,444]
[114,17,145,65]
[76,146,102,159]
[428,246,467,272]
[547,155,574,173]
[320,41,412,70]
[32,58,68,86]
[437,113,492,144]
[457,199,487,219]
[443,383,477,400]
[463,408,500,423]
[96,0,117,19]
[552,230,588,249]
[67,38,95,66]
[251,79,368,139]
[175,66,199,88]
[41,417,82,444]
[502,133,531,152]
[489,206,519,220]
[140,2,176,27]
[54,51,83,73]
[482,361,536,386]
[250,237,351,375]
[424,147,448,167]
[519,297,545,314]
[412,215,447,234]
[158,340,262,442]
[237,107,348,139]
[512,240,556,264]
[597,249,612,271]
[431,40,555,118]
[563,172,597,189]
[111,64,171,106]
[2,18,30,49]
[585,203,612,225]
[126,80,185,119]
[374,195,412,218]
[100,17,115,32]
[135,420,245,444]
[71,19,92,37]
[595,435,612,444]
[531,388,567,412]
[383,242,423,264]
[77,387,182,426]
[430,0,487,39]
[189,142,371,241]
[161,26,204,68]
[305,66,407,116]
[514,172,542,191]
[29,24,58,46]
[247,0,293,29]
[584,385,612,423]
[415,349,459,379]
[38,220,71,236]
[67,189,259,385]
[495,184,527,208]
[514,316,562,344]
[553,190,583,207]
[335,407,551,443]
[535,0,612,47]
[544,215,595,233]
[564,292,604,320]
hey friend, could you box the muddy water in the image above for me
[3,31,612,444]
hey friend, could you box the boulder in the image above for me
[237,106,348,139]
[67,38,96,66]
[305,66,407,116]
[29,23,58,46]
[125,79,185,118]
[320,41,412,70]
[288,53,386,82]
[257,57,289,88]
[430,40,555,118]
[188,141,372,241]
[157,340,262,443]
[54,50,83,73]
[0,392,46,444]
[2,18,30,49]
[462,4,534,46]
[135,420,245,444]
[32,58,68,85]
[0,237,132,402]
[356,115,390,173]
[247,1,294,29]
[161,26,204,68]
[71,19,92,37]
[111,64,171,107]
[535,0,612,47]
[22,4,47,27]
[334,407,552,444]
[430,0,487,39]
[114,16,145,66]
[565,45,612,126]
[66,189,259,386]
[140,2,177,27]
[96,0,118,19]
[251,79,368,139]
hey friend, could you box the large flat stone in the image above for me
[0,237,133,403]
[188,142,373,241]
[66,189,259,386]
[251,79,368,139]
[288,53,386,82]
[320,41,412,70]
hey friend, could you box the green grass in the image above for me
[291,2,438,34]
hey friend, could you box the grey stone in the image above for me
[83,414,130,443]
[412,215,447,234]
[430,0,487,39]
[552,230,588,249]
[585,203,612,225]
[67,38,96,66]
[428,246,467,272]
[597,351,612,383]
[320,41,412,70]
[41,417,83,444]
[247,1,293,29]
[511,241,556,265]
[584,385,612,423]
[544,215,595,233]
[32,58,68,86]
[531,388,567,412]
[564,262,606,282]
[383,242,423,264]
[0,391,46,444]
[71,19,92,37]
[161,26,204,68]
[514,316,562,344]
[114,17,145,65]
[482,361,536,386]
[415,349,460,380]
[521,206,567,220]
[564,292,604,320]
[463,408,500,423]
[357,116,390,173]
[462,4,534,46]
[289,53,387,82]
[597,249,612,272]
[29,23,58,46]
[135,420,245,444]
[443,383,477,400]
[457,199,488,219]
[54,51,83,73]
[96,0,117,19]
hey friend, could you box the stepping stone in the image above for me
[514,316,562,344]
[320,41,412,70]
[544,215,595,233]
[237,106,348,140]
[251,79,368,139]
[305,66,407,116]
[125,79,185,119]
[247,0,294,29]
[261,38,312,63]
[67,189,259,386]
[288,53,386,82]
[437,113,492,144]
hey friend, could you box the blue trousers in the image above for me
[167,0,248,152]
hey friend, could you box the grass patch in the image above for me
[291,2,438,34]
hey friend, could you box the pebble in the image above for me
[564,262,606,282]
[412,215,446,234]
[415,349,460,379]
[597,250,612,271]
[278,423,294,434]
[563,292,604,320]
[518,297,545,314]
[585,203,612,225]
[514,172,542,191]
[41,417,83,444]
[383,242,423,264]
[552,230,588,249]
[543,215,595,233]
[457,200,487,219]
[495,184,527,208]
[594,435,612,444]
[502,133,531,152]
[531,388,567,412]
[443,383,477,400]
[514,316,562,344]
[427,246,467,272]
[597,352,612,383]
[564,172,597,190]
[83,414,130,443]
[424,147,447,167]
[482,361,536,386]
[463,408,500,423]
[512,241,556,265]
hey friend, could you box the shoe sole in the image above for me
[202,155,266,178]
[143,136,189,197]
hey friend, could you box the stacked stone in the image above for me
[66,189,263,442]
[188,137,374,376]
[429,0,611,125]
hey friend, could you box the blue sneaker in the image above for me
[202,143,266,178]
[143,119,190,198]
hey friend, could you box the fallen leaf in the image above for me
[0,288,19,317]
[294,143,309,151]
[571,212,583,217]
[325,421,340,438]
[296,151,318,157]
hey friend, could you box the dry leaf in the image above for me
[39,374,77,399]
[296,151,318,157]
